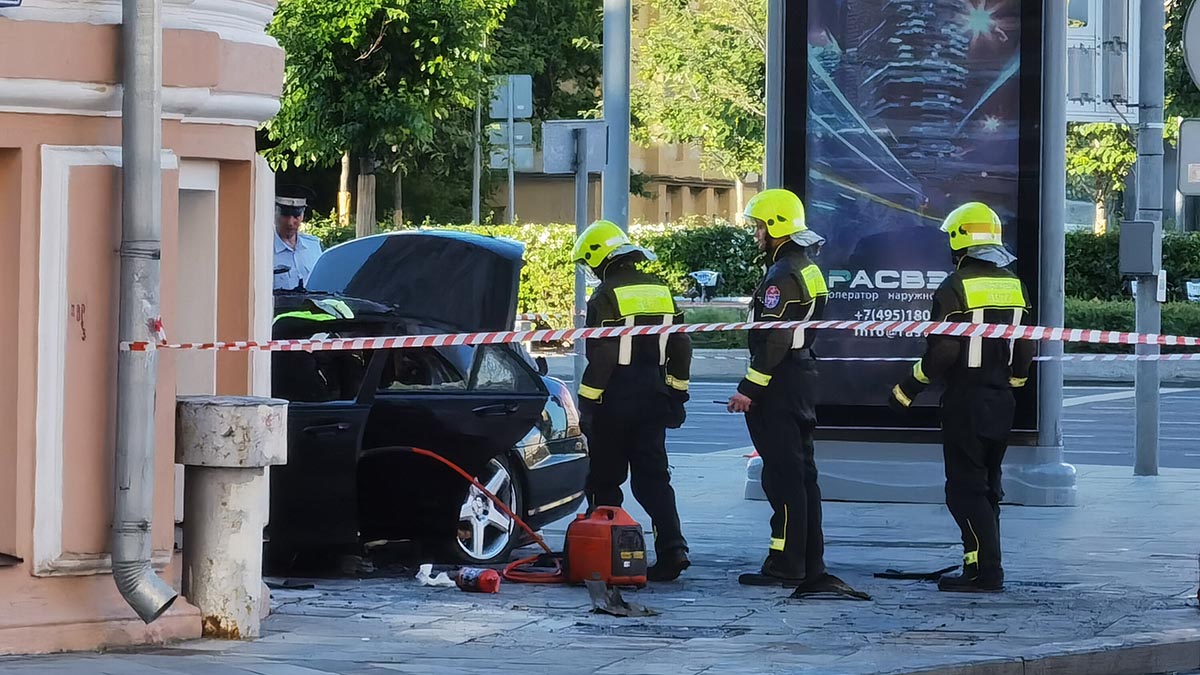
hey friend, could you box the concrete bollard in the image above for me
[176,395,287,639]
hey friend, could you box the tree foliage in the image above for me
[1065,122,1136,207]
[264,0,511,173]
[631,0,767,180]
[491,0,602,122]
[1166,0,1200,121]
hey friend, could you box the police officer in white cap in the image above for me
[274,185,324,291]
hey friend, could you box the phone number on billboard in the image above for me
[852,309,931,322]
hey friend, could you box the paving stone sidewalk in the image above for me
[2,453,1199,675]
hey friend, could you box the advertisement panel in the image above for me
[785,0,1042,436]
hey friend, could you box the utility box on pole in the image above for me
[1119,220,1162,278]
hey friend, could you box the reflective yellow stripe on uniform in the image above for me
[912,359,930,385]
[800,264,829,297]
[961,277,1026,309]
[578,384,604,401]
[1010,377,1028,388]
[274,311,337,324]
[613,284,676,316]
[964,550,979,566]
[745,368,773,387]
[891,384,912,407]
[666,375,689,391]
[770,505,789,551]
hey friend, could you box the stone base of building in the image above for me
[0,601,201,657]
[0,556,202,656]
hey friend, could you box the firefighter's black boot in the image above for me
[937,569,1004,593]
[738,554,805,587]
[647,548,690,582]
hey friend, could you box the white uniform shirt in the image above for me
[274,231,324,290]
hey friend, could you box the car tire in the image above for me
[447,454,524,565]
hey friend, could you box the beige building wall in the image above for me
[492,140,760,226]
[0,0,282,655]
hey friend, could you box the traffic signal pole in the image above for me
[1133,0,1165,476]
[602,0,631,230]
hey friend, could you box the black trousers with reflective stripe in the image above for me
[745,404,825,579]
[941,386,1014,577]
[584,391,686,555]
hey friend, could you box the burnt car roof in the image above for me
[304,230,525,333]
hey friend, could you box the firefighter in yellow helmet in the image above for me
[728,189,858,597]
[888,202,1035,593]
[572,220,693,582]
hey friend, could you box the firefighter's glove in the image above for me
[888,377,924,413]
[665,390,689,430]
[579,397,599,439]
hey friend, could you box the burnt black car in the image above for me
[267,231,589,566]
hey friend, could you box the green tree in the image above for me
[631,0,766,206]
[491,0,602,122]
[264,0,511,231]
[1166,0,1200,121]
[401,0,603,223]
[1065,122,1136,234]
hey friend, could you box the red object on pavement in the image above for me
[564,506,647,588]
[456,567,501,593]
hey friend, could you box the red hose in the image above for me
[407,447,566,584]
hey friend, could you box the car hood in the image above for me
[306,230,525,333]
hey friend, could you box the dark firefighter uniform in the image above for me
[889,201,1034,593]
[572,220,693,581]
[733,189,834,588]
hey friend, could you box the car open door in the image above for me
[266,348,377,559]
[362,344,547,475]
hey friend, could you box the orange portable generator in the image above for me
[563,506,647,587]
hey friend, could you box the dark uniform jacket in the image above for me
[737,240,829,421]
[899,257,1035,440]
[578,262,692,409]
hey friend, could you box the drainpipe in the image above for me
[113,0,178,623]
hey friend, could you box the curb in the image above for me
[895,629,1200,675]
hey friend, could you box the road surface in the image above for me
[668,383,1200,468]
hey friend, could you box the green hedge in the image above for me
[1064,298,1200,352]
[1065,230,1200,301]
[304,215,760,325]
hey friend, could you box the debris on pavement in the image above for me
[874,565,960,581]
[415,564,456,588]
[585,580,660,617]
[265,579,316,591]
[788,574,872,601]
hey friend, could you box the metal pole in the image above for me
[472,93,482,224]
[472,38,486,225]
[602,0,631,230]
[507,77,516,224]
[1038,0,1066,453]
[1134,0,1165,476]
[573,128,589,390]
[113,0,178,623]
[764,0,784,188]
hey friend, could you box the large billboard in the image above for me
[784,0,1043,439]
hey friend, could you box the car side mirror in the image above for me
[535,356,549,376]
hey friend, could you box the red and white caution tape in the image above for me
[120,318,1200,353]
[533,352,1200,363]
